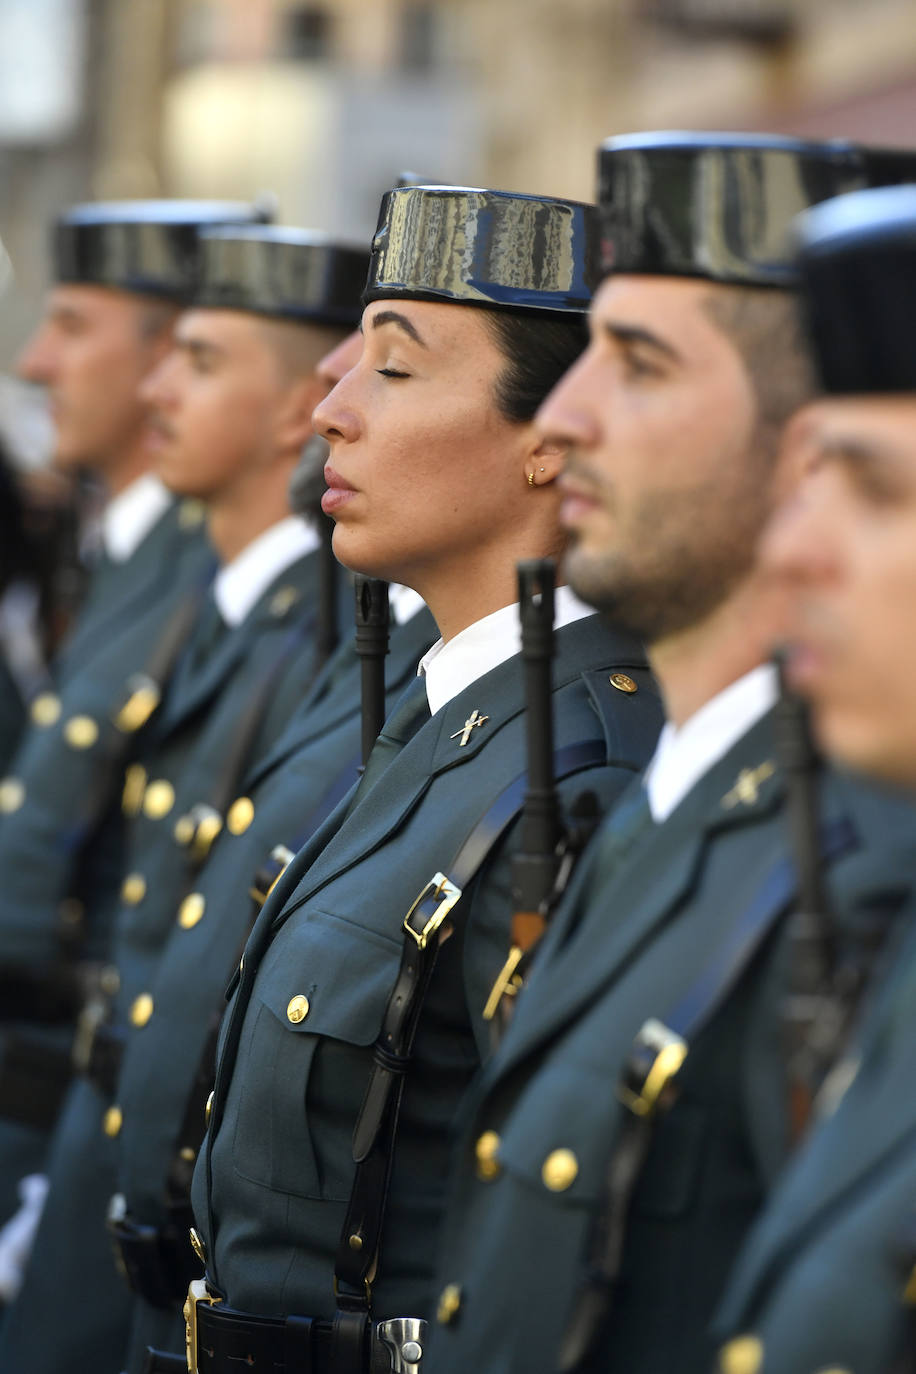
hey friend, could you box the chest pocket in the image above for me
[492,1060,614,1215]
[231,908,401,1202]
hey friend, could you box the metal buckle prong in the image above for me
[403,873,462,949]
[617,1018,688,1118]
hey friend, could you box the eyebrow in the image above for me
[601,321,683,365]
[174,336,224,363]
[817,434,894,470]
[368,309,428,349]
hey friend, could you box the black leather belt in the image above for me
[108,1199,199,1310]
[184,1285,422,1374]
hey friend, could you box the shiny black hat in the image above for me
[796,185,916,395]
[193,226,368,327]
[365,185,598,314]
[53,199,272,302]
[597,132,916,287]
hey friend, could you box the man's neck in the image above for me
[99,437,156,501]
[206,492,296,566]
[649,574,785,729]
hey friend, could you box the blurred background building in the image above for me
[1,0,916,446]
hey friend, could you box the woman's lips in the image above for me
[321,462,358,516]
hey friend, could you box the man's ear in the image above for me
[273,372,327,454]
[524,437,567,488]
[771,401,824,507]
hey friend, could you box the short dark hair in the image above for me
[482,309,589,423]
[703,285,816,452]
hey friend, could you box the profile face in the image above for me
[139,309,293,500]
[312,298,534,587]
[762,396,916,784]
[536,274,770,641]
[16,284,168,475]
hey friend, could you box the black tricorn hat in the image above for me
[365,185,598,314]
[796,185,916,395]
[193,226,369,328]
[597,132,916,287]
[53,199,272,302]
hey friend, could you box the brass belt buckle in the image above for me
[403,872,461,949]
[617,1018,688,1118]
[183,1277,222,1373]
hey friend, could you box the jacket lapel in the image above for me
[156,550,320,737]
[488,712,784,1083]
[716,903,916,1327]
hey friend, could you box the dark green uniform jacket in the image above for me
[117,605,438,1372]
[0,500,211,1224]
[710,890,916,1374]
[426,712,916,1374]
[191,616,662,1330]
[0,549,334,1374]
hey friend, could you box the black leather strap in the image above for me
[336,739,607,1294]
[557,814,858,1372]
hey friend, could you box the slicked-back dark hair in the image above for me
[482,310,589,423]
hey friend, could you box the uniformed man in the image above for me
[425,134,916,1374]
[0,199,264,1261]
[709,185,916,1374]
[0,223,368,1373]
[178,182,663,1374]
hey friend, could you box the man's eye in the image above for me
[376,368,409,379]
[623,352,662,380]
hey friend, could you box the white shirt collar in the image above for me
[644,663,778,823]
[418,585,595,716]
[213,516,319,627]
[388,584,426,626]
[101,473,173,563]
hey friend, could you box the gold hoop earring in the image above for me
[527,471,535,486]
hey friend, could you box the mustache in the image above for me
[145,411,177,441]
[561,450,607,496]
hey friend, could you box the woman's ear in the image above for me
[524,437,567,488]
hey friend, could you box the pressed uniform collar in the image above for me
[418,584,595,716]
[101,472,172,562]
[644,662,778,823]
[213,516,319,627]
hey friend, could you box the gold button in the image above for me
[64,715,99,749]
[0,778,25,813]
[103,1105,123,1138]
[205,1090,214,1126]
[114,683,161,733]
[542,1148,579,1192]
[287,994,310,1024]
[143,779,175,820]
[178,498,206,529]
[474,1131,502,1181]
[178,892,206,930]
[719,1335,764,1374]
[436,1283,462,1326]
[194,810,223,857]
[609,673,638,694]
[30,692,61,727]
[173,814,195,846]
[179,1146,196,1163]
[130,992,154,1028]
[189,1226,207,1264]
[348,1233,363,1251]
[121,872,147,905]
[269,585,298,617]
[122,764,147,817]
[227,796,255,835]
